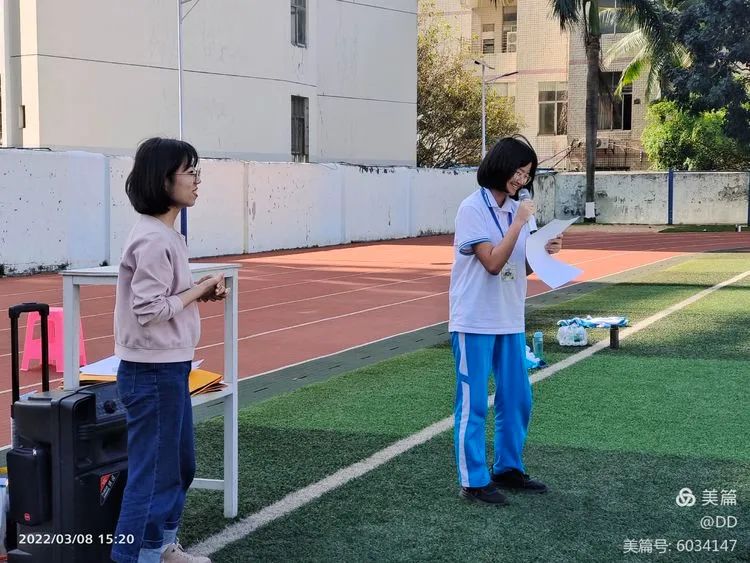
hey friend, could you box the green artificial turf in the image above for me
[182,253,750,562]
[659,225,743,233]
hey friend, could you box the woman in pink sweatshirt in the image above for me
[112,138,225,563]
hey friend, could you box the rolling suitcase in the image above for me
[7,303,129,562]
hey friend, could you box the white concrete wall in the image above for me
[553,173,586,219]
[1,150,748,275]
[550,171,749,225]
[534,172,557,226]
[0,149,478,274]
[0,150,108,273]
[673,172,749,225]
[5,0,416,166]
[595,172,668,224]
[411,168,477,235]
[246,162,344,253]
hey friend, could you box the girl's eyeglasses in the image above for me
[512,169,531,185]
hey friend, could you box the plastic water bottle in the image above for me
[533,331,544,361]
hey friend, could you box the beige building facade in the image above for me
[426,0,649,170]
[0,0,417,166]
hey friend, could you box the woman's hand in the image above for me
[196,273,227,302]
[545,234,563,255]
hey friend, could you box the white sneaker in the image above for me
[161,543,212,563]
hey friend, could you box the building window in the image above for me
[598,0,634,34]
[291,0,306,47]
[291,96,309,163]
[538,82,568,135]
[598,72,632,130]
[502,6,517,53]
[481,23,495,33]
[494,82,516,108]
[482,39,495,54]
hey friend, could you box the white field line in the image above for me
[189,269,750,557]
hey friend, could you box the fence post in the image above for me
[667,168,674,225]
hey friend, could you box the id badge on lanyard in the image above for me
[481,189,516,282]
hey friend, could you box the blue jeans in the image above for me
[111,361,196,563]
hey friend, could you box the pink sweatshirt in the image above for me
[114,215,200,363]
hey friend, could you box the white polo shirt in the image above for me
[448,188,530,335]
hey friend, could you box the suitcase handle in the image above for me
[8,303,51,406]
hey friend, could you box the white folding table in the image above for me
[60,263,239,518]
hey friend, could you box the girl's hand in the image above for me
[514,200,536,225]
[545,234,563,255]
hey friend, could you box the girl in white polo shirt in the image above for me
[449,135,562,505]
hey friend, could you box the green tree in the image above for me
[605,0,750,150]
[417,3,519,168]
[642,100,750,170]
[663,0,750,144]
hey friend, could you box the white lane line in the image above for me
[195,292,450,351]
[189,269,750,557]
[530,268,750,383]
[1,233,742,335]
[0,267,442,333]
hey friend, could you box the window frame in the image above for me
[538,82,568,136]
[598,72,633,131]
[598,0,634,35]
[501,5,517,53]
[291,0,307,48]
[291,95,309,163]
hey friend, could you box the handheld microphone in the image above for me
[518,188,538,233]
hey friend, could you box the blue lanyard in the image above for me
[481,189,513,238]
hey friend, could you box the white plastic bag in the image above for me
[556,324,588,346]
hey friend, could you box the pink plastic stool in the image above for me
[21,307,87,373]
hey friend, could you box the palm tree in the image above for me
[491,0,668,221]
[602,10,689,101]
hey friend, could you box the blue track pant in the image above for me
[451,332,532,488]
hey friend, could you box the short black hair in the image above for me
[125,137,199,215]
[476,134,538,198]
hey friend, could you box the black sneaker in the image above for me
[459,484,509,505]
[491,469,548,493]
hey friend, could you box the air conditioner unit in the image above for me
[595,138,607,148]
[506,31,517,44]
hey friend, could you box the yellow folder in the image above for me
[79,369,225,396]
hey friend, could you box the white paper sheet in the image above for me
[525,217,582,289]
[80,355,204,375]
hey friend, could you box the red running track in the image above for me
[1,230,748,447]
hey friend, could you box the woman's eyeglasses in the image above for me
[175,168,201,183]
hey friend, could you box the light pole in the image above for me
[177,0,195,239]
[474,60,494,158]
[474,62,518,159]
